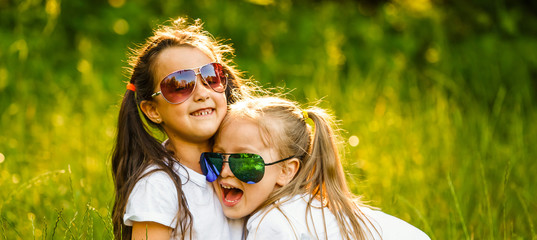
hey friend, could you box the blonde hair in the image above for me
[222,96,376,240]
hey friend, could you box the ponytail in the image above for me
[300,109,346,197]
[111,89,143,239]
[304,109,372,240]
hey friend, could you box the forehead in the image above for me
[153,46,214,82]
[215,118,268,151]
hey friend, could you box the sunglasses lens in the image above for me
[205,151,225,170]
[229,154,265,184]
[160,70,196,103]
[201,63,226,93]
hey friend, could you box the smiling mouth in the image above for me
[191,108,214,116]
[221,184,243,207]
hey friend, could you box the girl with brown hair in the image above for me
[111,17,249,239]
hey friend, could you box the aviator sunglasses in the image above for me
[200,152,295,184]
[151,62,227,104]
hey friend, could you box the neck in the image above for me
[166,138,211,174]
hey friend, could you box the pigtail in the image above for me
[112,85,195,239]
[111,89,144,239]
[111,88,189,240]
[302,109,346,199]
[304,109,372,240]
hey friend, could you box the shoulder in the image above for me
[247,205,295,231]
[247,195,340,240]
[124,165,180,227]
[360,207,430,240]
[133,166,178,193]
[246,199,303,240]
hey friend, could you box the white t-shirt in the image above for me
[246,195,430,240]
[124,163,243,239]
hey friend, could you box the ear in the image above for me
[140,100,162,124]
[276,158,300,187]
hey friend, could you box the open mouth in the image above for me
[191,108,214,117]
[221,184,243,207]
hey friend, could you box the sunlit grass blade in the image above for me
[447,174,470,239]
[502,159,511,240]
[50,209,62,239]
[0,170,66,212]
[479,161,494,239]
[516,190,536,240]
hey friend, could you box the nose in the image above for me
[219,160,234,179]
[192,74,211,102]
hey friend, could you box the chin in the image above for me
[195,127,219,139]
[223,209,246,220]
[199,124,219,134]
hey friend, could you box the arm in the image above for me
[132,221,172,240]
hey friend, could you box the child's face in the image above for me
[150,46,227,143]
[213,118,286,219]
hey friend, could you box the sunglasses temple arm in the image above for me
[264,155,295,166]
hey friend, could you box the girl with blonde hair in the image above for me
[111,17,249,239]
[200,96,430,239]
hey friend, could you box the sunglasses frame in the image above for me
[200,152,295,184]
[151,62,228,104]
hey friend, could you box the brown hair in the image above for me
[111,17,248,240]
[222,96,376,239]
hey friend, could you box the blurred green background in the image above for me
[1,0,536,239]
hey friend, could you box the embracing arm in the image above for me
[132,221,172,240]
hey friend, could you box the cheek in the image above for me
[161,103,187,119]
[215,93,227,116]
[244,171,280,202]
[212,181,220,192]
[217,93,227,106]
[244,184,274,206]
[264,166,283,182]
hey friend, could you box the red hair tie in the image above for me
[126,82,136,92]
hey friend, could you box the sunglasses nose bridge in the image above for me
[191,71,213,90]
[186,72,214,100]
[193,65,207,82]
[219,155,234,177]
[195,72,207,84]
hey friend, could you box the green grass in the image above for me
[1,0,536,239]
